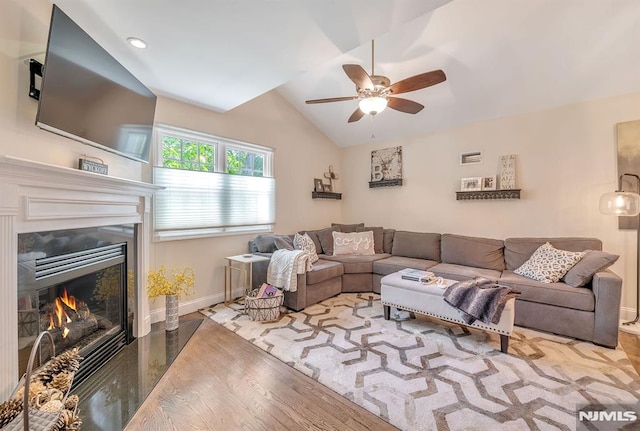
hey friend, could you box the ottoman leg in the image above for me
[383,305,390,320]
[500,334,509,354]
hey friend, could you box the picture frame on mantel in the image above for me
[461,177,482,192]
[314,178,324,192]
[369,146,403,188]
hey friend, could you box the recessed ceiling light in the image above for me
[127,37,147,49]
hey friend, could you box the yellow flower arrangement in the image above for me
[147,265,195,299]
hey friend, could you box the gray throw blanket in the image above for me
[443,277,520,325]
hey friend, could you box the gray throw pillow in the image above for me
[331,222,364,233]
[562,250,619,287]
[253,234,277,253]
[316,227,340,255]
[273,236,294,251]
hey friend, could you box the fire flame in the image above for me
[47,288,77,339]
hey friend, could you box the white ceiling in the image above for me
[52,0,640,148]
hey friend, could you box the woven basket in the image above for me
[244,289,283,322]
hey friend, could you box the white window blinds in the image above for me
[153,167,275,238]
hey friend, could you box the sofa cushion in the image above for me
[356,226,384,254]
[372,256,439,276]
[323,253,390,274]
[391,231,441,261]
[383,229,395,254]
[316,226,340,255]
[294,233,319,263]
[331,222,364,233]
[332,231,375,256]
[500,270,595,311]
[429,263,501,282]
[504,237,602,271]
[562,250,619,287]
[514,242,585,283]
[273,236,294,250]
[440,234,505,271]
[252,234,292,253]
[306,259,344,285]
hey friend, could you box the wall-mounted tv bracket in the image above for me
[29,59,43,100]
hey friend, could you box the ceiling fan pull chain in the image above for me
[370,114,376,139]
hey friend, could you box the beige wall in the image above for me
[341,92,640,317]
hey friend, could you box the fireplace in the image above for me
[17,226,136,385]
[0,155,161,400]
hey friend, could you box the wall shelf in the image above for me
[369,179,403,188]
[456,189,521,201]
[312,191,342,200]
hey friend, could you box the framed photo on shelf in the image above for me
[460,177,482,192]
[324,184,333,192]
[481,176,497,190]
[314,178,324,192]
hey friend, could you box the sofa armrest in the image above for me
[592,270,623,348]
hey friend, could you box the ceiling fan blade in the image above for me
[305,96,358,104]
[348,108,365,123]
[387,97,424,114]
[388,70,446,95]
[343,64,374,90]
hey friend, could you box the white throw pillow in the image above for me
[332,231,375,256]
[514,242,585,283]
[293,232,319,263]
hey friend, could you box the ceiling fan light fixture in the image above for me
[359,96,387,115]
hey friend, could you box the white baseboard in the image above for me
[149,288,245,324]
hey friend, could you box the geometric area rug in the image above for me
[201,293,640,431]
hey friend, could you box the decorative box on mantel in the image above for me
[456,189,521,200]
[369,179,403,188]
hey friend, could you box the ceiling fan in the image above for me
[305,40,446,123]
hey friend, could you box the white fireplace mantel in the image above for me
[0,155,162,399]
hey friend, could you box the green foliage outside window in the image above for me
[226,149,264,177]
[162,136,214,171]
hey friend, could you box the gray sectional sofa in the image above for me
[249,224,622,348]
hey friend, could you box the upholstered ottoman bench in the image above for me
[380,272,515,353]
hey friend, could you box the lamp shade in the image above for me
[359,97,387,115]
[599,191,640,216]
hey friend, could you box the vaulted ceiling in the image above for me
[52,0,640,147]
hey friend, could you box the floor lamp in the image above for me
[599,173,640,334]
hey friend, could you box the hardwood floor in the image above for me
[124,314,397,431]
[125,313,640,431]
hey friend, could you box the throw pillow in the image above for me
[273,236,294,251]
[253,234,277,253]
[293,233,319,263]
[514,242,586,283]
[356,226,384,254]
[331,222,365,233]
[332,231,375,256]
[316,227,340,255]
[562,250,619,287]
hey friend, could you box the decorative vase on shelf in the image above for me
[165,294,179,331]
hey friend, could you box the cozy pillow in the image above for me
[293,233,319,263]
[316,227,340,255]
[356,226,384,254]
[562,250,619,287]
[331,222,365,233]
[273,236,294,251]
[332,231,375,256]
[299,230,323,254]
[514,242,586,283]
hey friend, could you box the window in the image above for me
[153,125,275,241]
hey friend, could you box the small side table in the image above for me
[224,254,270,303]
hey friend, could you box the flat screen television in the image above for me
[36,5,157,163]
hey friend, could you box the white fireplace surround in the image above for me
[0,156,161,399]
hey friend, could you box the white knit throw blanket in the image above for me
[267,249,313,292]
